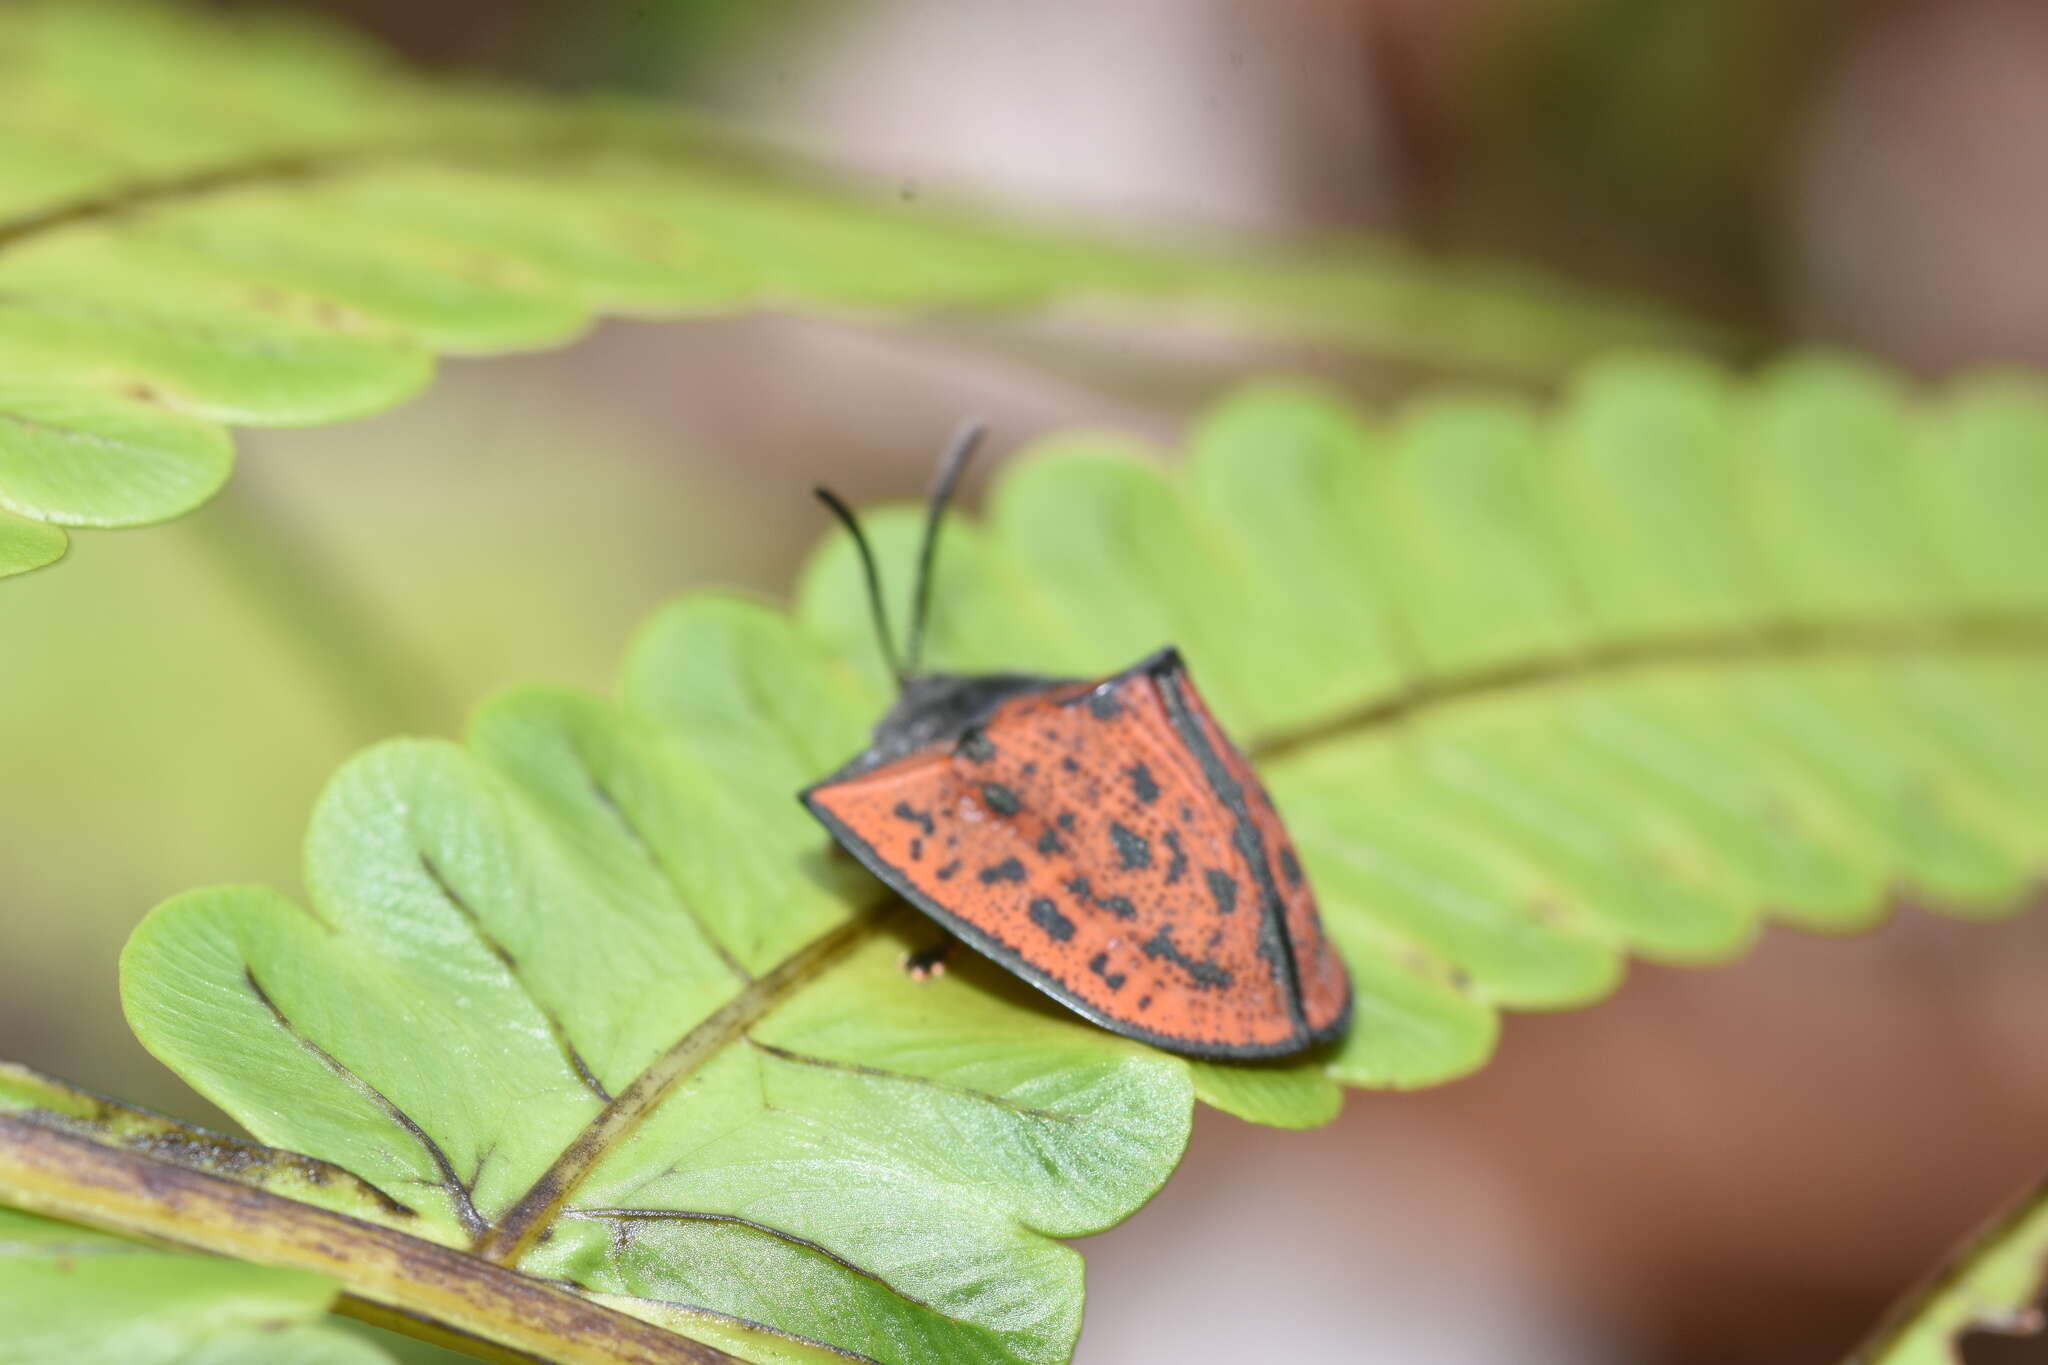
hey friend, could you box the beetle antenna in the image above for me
[814,486,904,686]
[903,419,986,679]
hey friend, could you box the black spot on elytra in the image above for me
[957,731,997,763]
[909,837,923,862]
[1057,811,1077,832]
[1142,927,1234,989]
[1029,898,1075,941]
[1110,822,1151,871]
[1065,875,1137,920]
[1280,846,1304,887]
[1021,761,1038,777]
[1163,831,1187,885]
[892,801,934,836]
[1137,995,1153,1012]
[1037,828,1067,857]
[1180,803,1195,824]
[1126,763,1160,805]
[1204,869,1239,915]
[1087,952,1126,991]
[936,860,960,881]
[978,859,1026,885]
[981,783,1022,817]
[1061,756,1081,774]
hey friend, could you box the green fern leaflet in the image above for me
[65,354,2042,1363]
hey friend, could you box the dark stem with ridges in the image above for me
[0,1112,741,1365]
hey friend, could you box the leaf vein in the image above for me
[567,1207,947,1317]
[241,966,485,1240]
[583,767,753,983]
[418,852,613,1104]
[597,1297,882,1365]
[743,1037,1081,1123]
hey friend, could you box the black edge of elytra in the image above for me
[1147,652,1322,1049]
[1156,651,1351,1049]
[798,647,1336,1061]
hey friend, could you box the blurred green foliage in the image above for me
[0,355,781,1117]
[0,1206,387,1364]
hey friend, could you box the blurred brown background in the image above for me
[3,1,2047,1361]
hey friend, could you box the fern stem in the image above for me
[1250,612,2048,761]
[182,471,455,740]
[0,1111,740,1364]
[1844,1171,2048,1363]
[473,909,884,1264]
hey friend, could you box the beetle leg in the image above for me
[902,936,955,981]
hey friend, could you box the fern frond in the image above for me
[0,1,1712,581]
[77,355,2047,1361]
